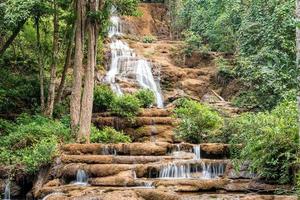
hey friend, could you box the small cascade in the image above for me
[74,169,88,185]
[171,143,182,157]
[142,181,154,188]
[132,170,137,179]
[193,145,201,160]
[109,16,123,38]
[201,162,225,179]
[105,12,164,108]
[4,181,10,200]
[159,163,191,179]
[102,146,117,155]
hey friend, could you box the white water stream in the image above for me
[4,181,10,200]
[74,169,88,185]
[104,14,164,108]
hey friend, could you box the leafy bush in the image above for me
[0,114,71,173]
[142,35,156,43]
[228,101,299,184]
[94,85,115,112]
[0,68,40,113]
[91,126,131,143]
[174,98,224,143]
[111,94,141,118]
[134,89,155,108]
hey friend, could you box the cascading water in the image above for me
[193,145,201,160]
[102,146,117,155]
[74,169,88,185]
[201,162,225,179]
[155,161,225,179]
[4,181,10,200]
[105,13,164,107]
[159,163,191,179]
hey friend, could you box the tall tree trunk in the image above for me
[35,16,45,111]
[77,0,101,142]
[71,0,85,134]
[0,19,26,57]
[55,22,76,104]
[45,0,59,117]
[296,0,300,144]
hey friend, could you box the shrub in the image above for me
[111,94,141,118]
[142,35,156,43]
[174,99,224,143]
[21,137,58,173]
[0,68,40,113]
[134,89,155,108]
[229,101,299,184]
[94,85,115,112]
[91,126,131,143]
[0,114,71,173]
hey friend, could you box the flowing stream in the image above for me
[74,169,88,185]
[4,181,10,200]
[104,14,164,108]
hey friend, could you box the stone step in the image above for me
[92,116,176,129]
[61,154,195,164]
[170,143,234,159]
[62,142,234,159]
[59,159,230,181]
[125,125,174,143]
[93,108,172,118]
[39,185,298,200]
[62,142,170,156]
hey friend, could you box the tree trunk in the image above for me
[35,16,45,111]
[55,22,76,104]
[296,0,300,144]
[45,0,59,117]
[71,0,85,134]
[77,0,102,142]
[0,19,26,57]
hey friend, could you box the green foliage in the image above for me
[174,0,298,110]
[0,114,71,173]
[174,98,224,143]
[113,0,140,16]
[228,101,299,184]
[134,89,155,108]
[91,126,131,143]
[0,68,40,113]
[111,94,141,118]
[94,85,115,112]
[183,31,204,54]
[142,35,156,43]
[93,85,154,117]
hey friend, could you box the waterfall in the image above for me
[105,14,164,108]
[102,146,117,155]
[4,181,10,200]
[201,162,225,179]
[75,169,88,185]
[159,163,191,179]
[193,145,201,160]
[132,170,137,179]
[143,181,154,188]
